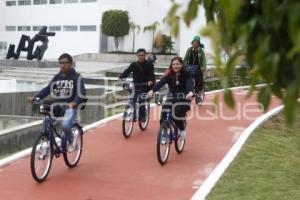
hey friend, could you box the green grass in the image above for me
[207,105,300,200]
[105,106,124,117]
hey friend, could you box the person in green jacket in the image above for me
[183,35,207,105]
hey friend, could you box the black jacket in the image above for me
[152,70,193,96]
[35,68,87,106]
[119,60,155,84]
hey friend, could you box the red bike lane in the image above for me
[0,89,281,200]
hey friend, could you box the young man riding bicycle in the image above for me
[119,48,156,122]
[28,53,87,150]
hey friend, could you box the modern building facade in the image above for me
[0,0,211,59]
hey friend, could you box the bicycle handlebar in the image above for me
[154,92,194,106]
[32,98,68,116]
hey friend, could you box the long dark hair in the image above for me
[164,56,184,78]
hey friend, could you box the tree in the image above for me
[163,15,180,53]
[102,10,130,51]
[143,21,160,52]
[129,21,141,53]
[167,0,300,124]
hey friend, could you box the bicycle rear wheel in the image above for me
[63,124,83,168]
[156,122,171,165]
[122,105,134,138]
[139,102,150,131]
[30,134,53,183]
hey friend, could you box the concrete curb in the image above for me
[190,105,284,200]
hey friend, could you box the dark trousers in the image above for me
[186,64,204,93]
[194,70,204,93]
[130,90,147,120]
[161,99,191,131]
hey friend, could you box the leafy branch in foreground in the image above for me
[167,0,300,124]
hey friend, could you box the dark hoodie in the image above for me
[35,68,86,106]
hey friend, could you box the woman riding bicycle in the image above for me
[148,57,194,139]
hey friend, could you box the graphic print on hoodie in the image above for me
[35,68,86,106]
[53,79,74,99]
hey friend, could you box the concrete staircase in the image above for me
[0,68,59,83]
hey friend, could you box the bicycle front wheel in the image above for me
[139,103,150,131]
[175,130,186,154]
[122,106,134,138]
[63,124,83,168]
[156,122,171,165]
[30,134,53,183]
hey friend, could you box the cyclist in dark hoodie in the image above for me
[119,48,155,122]
[28,53,86,148]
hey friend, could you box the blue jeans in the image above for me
[61,108,77,143]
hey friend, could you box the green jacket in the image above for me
[183,47,207,70]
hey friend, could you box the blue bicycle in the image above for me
[155,93,188,165]
[122,81,150,138]
[30,98,83,183]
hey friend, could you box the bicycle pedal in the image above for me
[53,149,61,157]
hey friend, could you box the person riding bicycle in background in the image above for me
[183,35,207,105]
[119,48,155,122]
[148,56,194,139]
[28,53,87,149]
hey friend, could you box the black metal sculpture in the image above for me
[6,26,55,61]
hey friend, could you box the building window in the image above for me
[33,0,47,4]
[5,26,16,31]
[64,0,78,3]
[49,26,61,31]
[80,25,96,32]
[18,0,31,5]
[18,26,31,31]
[33,26,43,31]
[49,0,61,4]
[81,0,96,2]
[63,26,77,31]
[6,1,17,6]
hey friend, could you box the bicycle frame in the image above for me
[42,115,63,154]
[161,108,180,142]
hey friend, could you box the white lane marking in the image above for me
[192,163,215,189]
[191,105,284,200]
[228,126,246,142]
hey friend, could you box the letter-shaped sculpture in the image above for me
[6,26,55,61]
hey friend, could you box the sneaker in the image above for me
[196,96,203,105]
[180,130,186,140]
[67,133,77,152]
[67,142,76,152]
